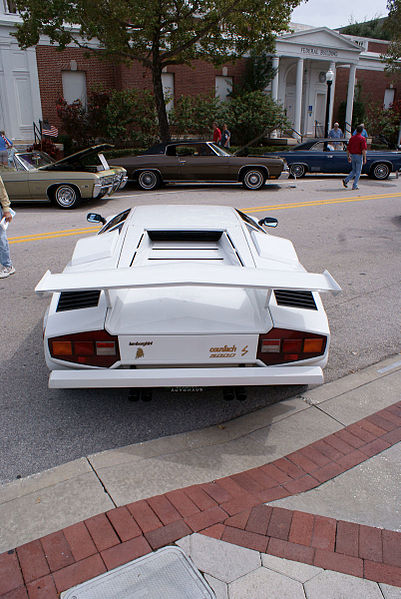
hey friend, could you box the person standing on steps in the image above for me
[342,125,367,191]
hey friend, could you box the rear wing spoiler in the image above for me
[35,264,341,297]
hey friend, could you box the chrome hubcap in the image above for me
[57,187,75,206]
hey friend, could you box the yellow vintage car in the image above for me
[0,144,127,209]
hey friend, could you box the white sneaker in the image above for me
[0,265,15,278]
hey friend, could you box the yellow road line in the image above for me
[244,192,401,213]
[9,227,99,244]
[7,191,400,244]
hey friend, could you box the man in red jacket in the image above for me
[342,125,367,190]
[212,122,222,145]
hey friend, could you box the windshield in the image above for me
[99,209,131,234]
[236,209,267,233]
[16,152,54,170]
[209,143,232,156]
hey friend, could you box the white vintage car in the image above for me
[35,205,341,391]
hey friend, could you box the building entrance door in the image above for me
[315,92,326,136]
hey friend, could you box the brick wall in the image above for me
[368,41,390,54]
[118,58,248,97]
[36,46,118,128]
[333,66,400,125]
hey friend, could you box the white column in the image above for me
[294,58,304,139]
[27,47,43,127]
[270,56,280,138]
[271,56,279,101]
[345,64,357,138]
[329,61,336,129]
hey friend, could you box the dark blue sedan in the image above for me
[266,138,401,180]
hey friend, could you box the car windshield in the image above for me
[16,152,54,170]
[99,209,131,234]
[236,209,267,233]
[209,143,232,156]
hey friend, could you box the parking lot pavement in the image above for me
[1,354,401,597]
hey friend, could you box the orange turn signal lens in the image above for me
[304,338,324,353]
[51,341,73,356]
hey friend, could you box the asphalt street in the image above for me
[1,175,400,483]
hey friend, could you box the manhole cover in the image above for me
[61,546,216,598]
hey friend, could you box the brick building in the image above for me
[0,0,398,143]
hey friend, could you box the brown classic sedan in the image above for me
[109,140,285,191]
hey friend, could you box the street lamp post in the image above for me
[324,69,334,138]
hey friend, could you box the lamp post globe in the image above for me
[324,69,334,138]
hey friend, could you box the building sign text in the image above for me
[301,47,338,57]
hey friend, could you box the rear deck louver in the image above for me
[56,290,101,312]
[274,290,317,310]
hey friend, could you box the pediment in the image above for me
[278,27,361,52]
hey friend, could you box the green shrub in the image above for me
[169,94,227,137]
[56,88,159,151]
[227,91,290,146]
[365,100,401,147]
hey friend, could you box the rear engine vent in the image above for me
[148,230,223,242]
[274,290,317,310]
[56,290,101,312]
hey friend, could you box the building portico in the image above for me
[271,27,363,138]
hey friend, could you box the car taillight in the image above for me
[49,330,120,367]
[257,328,327,365]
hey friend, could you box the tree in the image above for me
[338,17,390,41]
[14,0,302,141]
[385,0,401,71]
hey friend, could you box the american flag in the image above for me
[42,122,58,137]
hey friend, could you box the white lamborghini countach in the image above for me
[35,205,341,390]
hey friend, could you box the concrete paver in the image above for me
[269,442,401,531]
[229,566,306,598]
[304,570,384,599]
[380,582,401,598]
[261,553,322,582]
[176,533,260,583]
[204,574,228,599]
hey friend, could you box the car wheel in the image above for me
[52,185,81,209]
[242,169,266,190]
[289,163,306,178]
[137,170,160,190]
[370,162,390,180]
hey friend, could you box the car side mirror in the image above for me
[258,217,278,228]
[87,212,106,224]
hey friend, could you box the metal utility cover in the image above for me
[61,546,216,598]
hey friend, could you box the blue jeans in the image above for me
[0,207,12,267]
[344,154,363,189]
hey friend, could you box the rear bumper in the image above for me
[49,365,324,389]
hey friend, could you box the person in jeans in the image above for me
[342,125,367,190]
[0,175,15,279]
[0,130,12,166]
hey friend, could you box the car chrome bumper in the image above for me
[93,183,113,198]
[48,365,324,389]
[118,175,128,190]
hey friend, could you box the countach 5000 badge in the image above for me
[209,345,237,358]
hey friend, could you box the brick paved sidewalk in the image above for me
[1,401,401,597]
